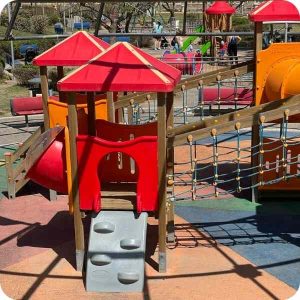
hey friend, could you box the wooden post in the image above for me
[166,92,175,243]
[40,66,50,130]
[5,152,15,199]
[157,92,167,272]
[107,92,115,122]
[182,1,188,35]
[251,22,263,202]
[87,92,96,136]
[41,66,57,200]
[57,66,66,102]
[211,17,215,58]
[202,3,207,32]
[67,92,85,272]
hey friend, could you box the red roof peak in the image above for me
[58,42,181,93]
[206,1,236,15]
[33,31,109,67]
[249,0,300,22]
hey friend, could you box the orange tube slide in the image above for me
[255,43,300,106]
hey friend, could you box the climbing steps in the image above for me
[86,211,148,292]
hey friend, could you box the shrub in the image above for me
[0,13,8,26]
[232,16,254,32]
[48,14,60,25]
[12,65,39,86]
[0,39,56,60]
[31,15,49,34]
[14,17,31,32]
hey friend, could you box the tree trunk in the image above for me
[125,13,133,33]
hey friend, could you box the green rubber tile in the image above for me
[176,198,300,215]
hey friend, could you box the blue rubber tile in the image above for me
[175,205,300,289]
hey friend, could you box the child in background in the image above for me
[219,39,227,60]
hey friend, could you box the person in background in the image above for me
[153,21,163,50]
[227,32,241,64]
[219,39,227,60]
[187,41,194,53]
[171,36,180,53]
[116,21,123,33]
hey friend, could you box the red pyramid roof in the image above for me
[33,31,110,67]
[57,42,181,93]
[206,1,236,15]
[249,0,300,22]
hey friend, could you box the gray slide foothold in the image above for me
[93,221,115,234]
[86,211,148,292]
[120,239,142,250]
[90,254,112,266]
[118,272,140,284]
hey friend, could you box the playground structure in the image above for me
[3,0,300,295]
[205,1,235,58]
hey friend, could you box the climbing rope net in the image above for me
[169,119,300,202]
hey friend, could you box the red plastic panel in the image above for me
[26,132,68,193]
[95,120,157,183]
[77,134,158,213]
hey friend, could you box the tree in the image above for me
[161,2,176,22]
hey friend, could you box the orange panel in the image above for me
[48,98,107,133]
[259,138,300,191]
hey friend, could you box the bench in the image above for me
[200,87,253,107]
[10,97,44,126]
[201,87,253,105]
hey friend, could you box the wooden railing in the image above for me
[4,126,43,199]
[167,94,300,146]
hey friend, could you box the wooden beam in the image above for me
[169,101,300,147]
[166,92,175,243]
[157,92,167,273]
[87,92,96,136]
[67,92,85,272]
[107,92,115,122]
[251,21,263,202]
[40,66,50,130]
[11,126,43,162]
[168,94,300,139]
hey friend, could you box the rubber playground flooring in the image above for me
[0,195,296,300]
[176,198,300,290]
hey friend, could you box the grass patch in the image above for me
[0,25,55,36]
[0,81,29,116]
